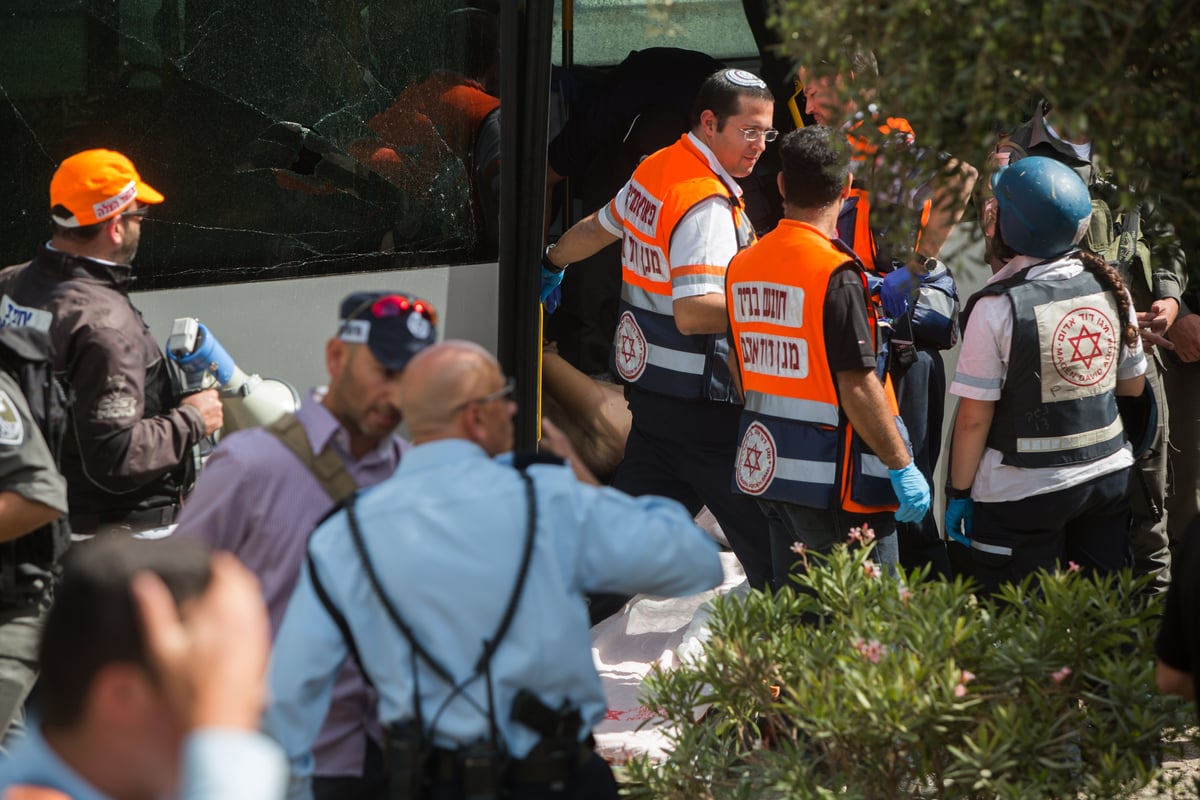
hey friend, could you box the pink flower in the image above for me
[1051,667,1073,684]
[954,684,968,698]
[898,586,914,604]
[960,670,976,684]
[790,541,808,556]
[863,562,882,578]
[847,525,877,545]
[1067,561,1081,572]
[853,638,885,663]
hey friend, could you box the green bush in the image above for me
[625,543,1194,799]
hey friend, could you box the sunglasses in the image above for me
[454,377,516,412]
[120,206,150,220]
[345,294,438,326]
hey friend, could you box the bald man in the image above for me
[265,341,723,800]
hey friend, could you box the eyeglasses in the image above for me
[739,127,779,142]
[345,294,438,326]
[120,206,150,220]
[455,377,516,412]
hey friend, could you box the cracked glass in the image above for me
[0,1,502,289]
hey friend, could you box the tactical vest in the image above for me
[609,134,756,402]
[726,220,906,513]
[965,265,1127,469]
[0,326,71,607]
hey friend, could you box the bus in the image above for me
[0,0,760,449]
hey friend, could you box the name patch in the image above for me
[738,333,809,379]
[622,180,662,239]
[732,282,804,326]
[0,294,52,332]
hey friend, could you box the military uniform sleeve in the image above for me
[0,372,67,514]
[67,325,205,493]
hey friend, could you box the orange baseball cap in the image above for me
[49,149,164,228]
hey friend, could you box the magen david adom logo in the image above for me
[736,421,776,495]
[614,310,648,382]
[1051,306,1118,388]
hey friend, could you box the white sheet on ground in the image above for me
[590,550,747,764]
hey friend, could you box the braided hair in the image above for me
[1078,248,1139,348]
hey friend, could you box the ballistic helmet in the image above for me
[991,156,1092,259]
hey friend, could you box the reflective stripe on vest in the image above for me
[610,135,752,401]
[1016,416,1124,455]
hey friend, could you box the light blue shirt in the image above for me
[265,438,722,790]
[0,725,287,799]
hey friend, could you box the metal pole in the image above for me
[497,0,554,452]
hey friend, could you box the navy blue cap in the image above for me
[337,291,437,371]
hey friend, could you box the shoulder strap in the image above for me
[343,466,541,683]
[267,413,358,502]
[306,548,373,684]
[960,264,1037,332]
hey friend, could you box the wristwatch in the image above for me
[542,244,566,274]
[945,485,971,500]
[913,253,938,274]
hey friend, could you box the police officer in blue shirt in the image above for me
[265,340,725,800]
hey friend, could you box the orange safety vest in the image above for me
[726,219,905,513]
[609,134,756,401]
[839,116,932,276]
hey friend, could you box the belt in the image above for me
[426,739,595,787]
[70,504,179,535]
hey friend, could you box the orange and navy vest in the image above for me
[836,116,932,276]
[726,220,907,513]
[609,134,756,401]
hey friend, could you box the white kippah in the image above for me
[725,69,767,89]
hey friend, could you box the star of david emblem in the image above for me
[1067,325,1103,368]
[743,444,763,474]
[620,332,637,362]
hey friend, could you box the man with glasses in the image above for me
[539,69,776,609]
[0,149,223,537]
[173,291,436,800]
[266,340,723,800]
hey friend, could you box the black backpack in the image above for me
[0,325,72,604]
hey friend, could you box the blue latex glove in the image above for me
[944,497,975,546]
[543,285,562,315]
[540,264,564,305]
[881,266,921,319]
[865,272,884,298]
[888,462,931,523]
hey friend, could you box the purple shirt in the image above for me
[174,390,405,777]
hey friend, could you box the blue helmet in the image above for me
[991,156,1092,259]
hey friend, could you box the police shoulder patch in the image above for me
[0,390,25,446]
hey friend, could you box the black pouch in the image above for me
[459,741,509,800]
[384,720,430,800]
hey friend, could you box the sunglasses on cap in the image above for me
[344,294,438,327]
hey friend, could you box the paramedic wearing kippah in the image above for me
[0,149,223,536]
[174,291,437,800]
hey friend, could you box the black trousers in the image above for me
[585,388,771,622]
[425,751,618,800]
[313,737,387,800]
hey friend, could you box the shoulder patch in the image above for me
[0,389,25,446]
